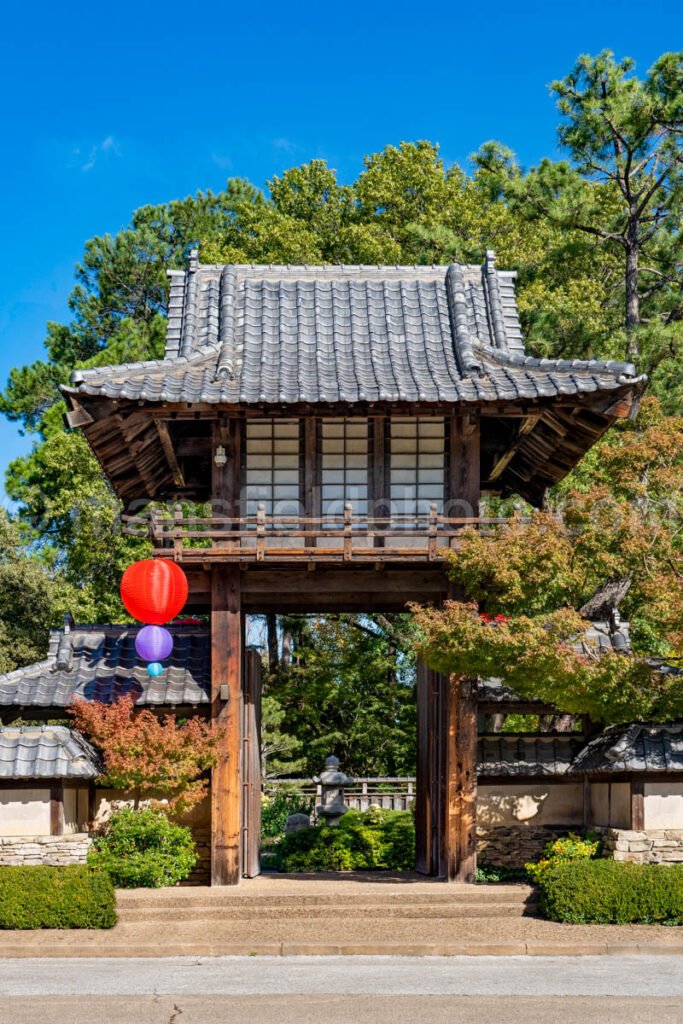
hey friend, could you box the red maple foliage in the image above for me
[71,694,226,816]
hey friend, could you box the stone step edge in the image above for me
[1,941,682,958]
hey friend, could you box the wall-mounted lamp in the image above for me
[214,445,227,467]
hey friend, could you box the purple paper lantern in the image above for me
[135,625,174,663]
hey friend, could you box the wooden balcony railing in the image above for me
[122,503,510,564]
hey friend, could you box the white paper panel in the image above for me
[321,418,368,518]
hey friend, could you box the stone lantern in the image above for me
[314,755,354,826]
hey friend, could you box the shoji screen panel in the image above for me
[321,419,369,517]
[390,418,445,517]
[245,419,300,516]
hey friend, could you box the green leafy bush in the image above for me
[90,807,197,888]
[526,831,601,883]
[539,860,683,924]
[476,863,529,883]
[276,807,415,872]
[0,865,116,929]
[261,788,314,840]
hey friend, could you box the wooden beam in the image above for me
[631,778,645,830]
[210,565,242,885]
[50,784,64,836]
[156,421,185,488]
[487,413,542,482]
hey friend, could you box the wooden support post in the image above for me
[369,417,387,548]
[302,417,320,548]
[631,778,645,831]
[211,415,243,886]
[211,565,242,885]
[448,413,480,520]
[50,784,64,836]
[444,675,478,882]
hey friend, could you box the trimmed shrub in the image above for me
[90,807,197,888]
[539,859,683,924]
[275,807,415,872]
[526,831,601,883]
[0,865,116,929]
[261,788,314,840]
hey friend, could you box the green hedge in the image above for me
[539,859,683,924]
[90,807,197,888]
[0,865,116,929]
[275,807,415,872]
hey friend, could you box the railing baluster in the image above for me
[428,502,438,560]
[256,504,266,561]
[343,502,353,561]
[173,502,183,561]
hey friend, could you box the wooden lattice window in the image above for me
[321,419,368,517]
[390,418,445,516]
[245,419,300,516]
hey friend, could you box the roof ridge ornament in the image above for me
[179,249,200,358]
[484,249,509,352]
[215,266,238,382]
[445,264,483,376]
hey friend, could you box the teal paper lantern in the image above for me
[147,661,163,678]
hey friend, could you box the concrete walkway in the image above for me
[3,955,683,1024]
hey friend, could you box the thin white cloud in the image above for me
[79,135,122,172]
[272,137,300,154]
[211,152,233,170]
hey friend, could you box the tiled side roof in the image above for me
[0,624,210,709]
[0,726,99,779]
[569,722,683,774]
[477,735,582,776]
[65,256,641,407]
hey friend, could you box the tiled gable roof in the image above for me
[0,726,99,780]
[65,253,641,407]
[0,623,210,710]
[477,734,582,776]
[570,722,683,774]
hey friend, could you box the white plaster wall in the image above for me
[477,783,583,827]
[93,789,210,828]
[644,782,683,828]
[0,788,51,836]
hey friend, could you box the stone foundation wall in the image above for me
[598,828,683,864]
[0,834,91,866]
[477,825,567,868]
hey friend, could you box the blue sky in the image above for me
[0,0,678,497]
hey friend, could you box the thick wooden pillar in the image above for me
[211,415,243,885]
[211,565,242,885]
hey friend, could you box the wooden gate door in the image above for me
[241,648,262,877]
[416,657,443,875]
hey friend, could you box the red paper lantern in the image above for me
[120,559,188,624]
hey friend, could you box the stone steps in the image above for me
[117,902,536,922]
[116,884,536,910]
